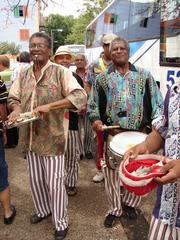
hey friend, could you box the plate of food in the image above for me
[4,112,40,129]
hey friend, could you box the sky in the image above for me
[43,0,85,17]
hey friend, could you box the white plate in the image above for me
[5,112,39,129]
[109,131,147,156]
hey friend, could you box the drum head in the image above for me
[109,131,147,156]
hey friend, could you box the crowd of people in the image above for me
[0,31,179,240]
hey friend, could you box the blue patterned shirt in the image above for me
[87,63,163,131]
[152,82,180,227]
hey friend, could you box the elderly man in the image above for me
[75,54,93,160]
[53,46,83,196]
[87,37,163,228]
[87,33,117,183]
[8,32,87,240]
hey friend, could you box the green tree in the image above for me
[0,42,20,55]
[65,0,108,44]
[44,14,74,53]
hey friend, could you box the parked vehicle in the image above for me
[85,0,179,96]
[64,44,85,55]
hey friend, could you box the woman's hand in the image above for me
[123,141,149,161]
[155,159,180,184]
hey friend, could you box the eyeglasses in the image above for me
[29,43,48,49]
[75,59,84,62]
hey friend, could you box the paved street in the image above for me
[0,147,156,240]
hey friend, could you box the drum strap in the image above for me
[139,73,153,134]
[98,73,109,125]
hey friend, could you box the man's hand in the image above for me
[92,120,104,132]
[33,104,51,115]
[123,141,149,160]
[155,160,180,184]
[8,108,21,121]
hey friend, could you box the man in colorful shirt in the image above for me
[87,37,163,228]
[87,33,117,183]
[124,82,180,239]
[0,78,16,225]
[8,32,87,240]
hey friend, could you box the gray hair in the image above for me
[75,53,87,62]
[29,32,51,49]
[109,37,130,54]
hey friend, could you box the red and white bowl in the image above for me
[119,154,165,196]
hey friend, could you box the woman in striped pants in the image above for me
[125,83,180,240]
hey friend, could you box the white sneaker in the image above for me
[93,171,104,183]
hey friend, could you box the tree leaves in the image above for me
[0,42,20,55]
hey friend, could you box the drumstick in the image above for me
[102,125,120,130]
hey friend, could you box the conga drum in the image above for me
[106,131,147,169]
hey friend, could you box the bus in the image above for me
[64,44,85,56]
[85,0,180,97]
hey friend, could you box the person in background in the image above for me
[8,32,87,240]
[52,46,84,197]
[0,55,18,148]
[86,33,117,183]
[11,51,31,84]
[0,55,12,91]
[87,37,163,228]
[75,53,93,160]
[124,82,180,239]
[0,77,16,225]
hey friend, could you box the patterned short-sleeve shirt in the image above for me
[152,82,180,227]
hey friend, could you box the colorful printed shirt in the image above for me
[8,60,87,156]
[68,72,84,131]
[86,57,112,86]
[87,63,163,131]
[152,82,180,228]
[76,69,87,84]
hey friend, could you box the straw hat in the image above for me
[101,33,118,44]
[52,46,75,62]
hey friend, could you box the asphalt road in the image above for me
[0,147,156,240]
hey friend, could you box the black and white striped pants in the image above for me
[65,130,80,188]
[27,151,68,231]
[103,166,141,217]
[148,216,180,240]
[78,114,93,156]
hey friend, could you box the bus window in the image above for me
[64,45,85,56]
[160,0,180,67]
